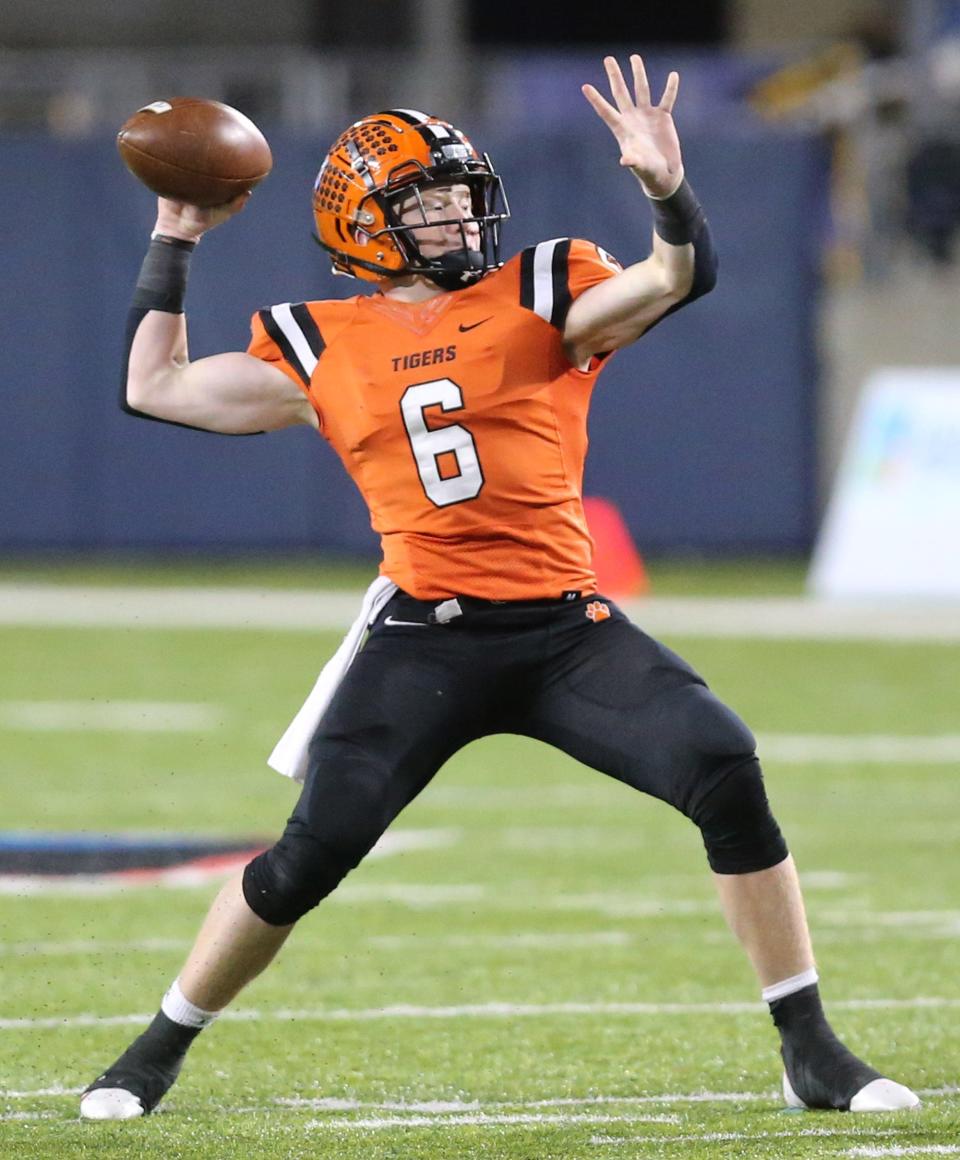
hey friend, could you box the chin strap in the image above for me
[422,252,488,290]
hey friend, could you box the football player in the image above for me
[80,56,918,1119]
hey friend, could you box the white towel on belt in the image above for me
[268,575,398,782]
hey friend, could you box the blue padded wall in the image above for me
[0,124,827,557]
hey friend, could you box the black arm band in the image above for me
[641,183,719,332]
[132,235,196,313]
[648,178,706,246]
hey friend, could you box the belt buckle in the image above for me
[429,597,463,625]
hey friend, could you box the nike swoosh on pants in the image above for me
[384,616,428,627]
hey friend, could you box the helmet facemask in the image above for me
[378,162,509,290]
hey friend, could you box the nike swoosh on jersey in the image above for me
[384,615,429,627]
[457,317,493,332]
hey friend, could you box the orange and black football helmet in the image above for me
[313,109,509,290]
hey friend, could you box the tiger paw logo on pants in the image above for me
[585,600,610,623]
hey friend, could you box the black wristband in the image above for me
[132,235,196,313]
[648,178,706,246]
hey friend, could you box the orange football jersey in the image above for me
[247,239,622,600]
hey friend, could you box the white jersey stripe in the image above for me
[270,303,320,382]
[531,239,565,323]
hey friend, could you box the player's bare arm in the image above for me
[565,55,712,365]
[125,195,318,435]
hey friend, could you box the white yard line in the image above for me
[800,871,855,889]
[367,931,633,950]
[278,1092,775,1111]
[0,1088,772,1105]
[364,828,460,861]
[256,997,960,1021]
[3,1083,952,1140]
[3,996,959,1032]
[304,1112,679,1129]
[0,585,355,630]
[0,874,230,897]
[590,1128,907,1146]
[817,909,960,928]
[0,1084,83,1098]
[631,598,960,642]
[0,875,486,899]
[5,903,953,957]
[846,1150,960,1158]
[336,881,484,905]
[0,937,188,957]
[550,894,719,918]
[4,1085,953,1106]
[0,700,224,732]
[758,733,960,763]
[2,584,960,640]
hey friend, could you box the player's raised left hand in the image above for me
[582,54,684,199]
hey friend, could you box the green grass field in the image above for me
[1,560,958,1157]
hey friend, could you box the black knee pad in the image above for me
[243,748,402,926]
[689,754,789,874]
[242,830,356,926]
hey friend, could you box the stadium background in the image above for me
[2,0,958,561]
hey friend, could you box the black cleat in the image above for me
[80,1012,199,1120]
[780,1034,919,1111]
[772,984,919,1112]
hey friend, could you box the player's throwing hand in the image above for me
[153,192,252,244]
[582,54,684,199]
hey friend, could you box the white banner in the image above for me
[809,368,960,597]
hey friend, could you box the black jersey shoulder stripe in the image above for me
[518,238,572,329]
[549,238,573,329]
[258,303,322,388]
[290,303,326,361]
[519,246,536,312]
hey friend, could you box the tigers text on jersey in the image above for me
[248,238,622,601]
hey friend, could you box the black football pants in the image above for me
[243,591,786,925]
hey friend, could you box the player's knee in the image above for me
[689,754,788,874]
[242,755,394,926]
[242,833,351,926]
[663,685,787,873]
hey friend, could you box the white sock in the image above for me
[161,978,220,1029]
[761,967,819,1005]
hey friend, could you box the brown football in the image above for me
[117,98,273,208]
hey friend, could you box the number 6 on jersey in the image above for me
[400,378,485,507]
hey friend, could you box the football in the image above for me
[117,98,273,208]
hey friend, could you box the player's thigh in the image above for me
[522,612,756,813]
[292,629,487,847]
